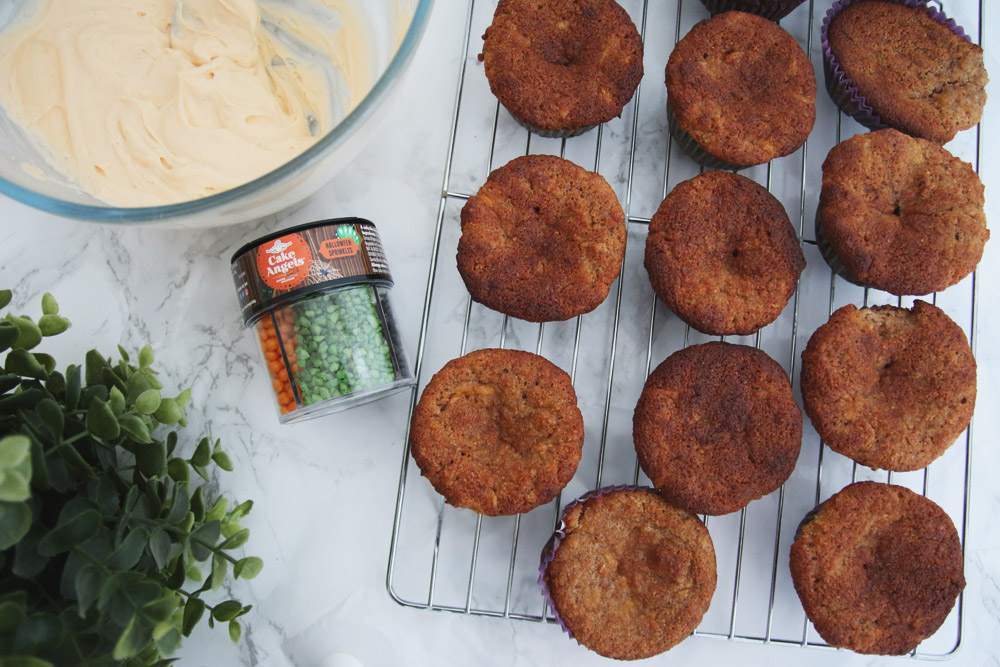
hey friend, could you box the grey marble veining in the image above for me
[1,2,999,666]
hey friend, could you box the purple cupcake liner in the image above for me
[699,0,807,21]
[666,102,751,171]
[814,204,867,288]
[821,0,973,132]
[537,484,658,642]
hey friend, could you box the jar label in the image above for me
[230,218,393,326]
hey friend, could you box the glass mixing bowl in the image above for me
[0,0,433,228]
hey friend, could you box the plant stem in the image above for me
[130,517,240,565]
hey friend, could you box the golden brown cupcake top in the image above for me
[542,488,716,660]
[633,342,802,516]
[790,481,965,655]
[410,348,583,516]
[819,128,988,296]
[800,301,975,472]
[458,154,626,322]
[644,171,805,335]
[481,0,643,134]
[665,11,816,167]
[827,0,987,145]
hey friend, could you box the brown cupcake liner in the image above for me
[814,205,867,288]
[666,102,750,171]
[793,503,824,542]
[820,0,974,132]
[538,484,658,640]
[698,0,807,21]
[506,112,597,139]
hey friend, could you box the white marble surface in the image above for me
[1,2,999,666]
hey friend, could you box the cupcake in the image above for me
[790,481,965,655]
[409,349,583,516]
[800,301,976,472]
[633,342,802,516]
[458,154,626,322]
[699,0,807,21]
[822,0,987,144]
[480,0,644,137]
[665,11,816,169]
[817,128,988,295]
[539,486,716,660]
[644,171,805,335]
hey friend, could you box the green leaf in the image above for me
[204,497,227,523]
[85,350,109,387]
[33,353,55,376]
[234,557,263,580]
[165,555,186,590]
[40,292,57,315]
[138,345,154,369]
[44,370,65,396]
[74,564,106,616]
[211,600,243,623]
[37,314,70,337]
[36,398,64,437]
[86,399,120,440]
[181,598,204,637]
[56,444,95,481]
[8,316,42,350]
[220,529,249,551]
[0,289,11,309]
[106,528,148,571]
[153,398,182,425]
[190,438,211,468]
[166,458,189,484]
[0,434,31,470]
[229,619,242,643]
[13,526,50,578]
[0,657,55,667]
[64,365,81,410]
[37,508,101,556]
[135,389,161,415]
[149,529,171,570]
[0,597,26,632]
[113,614,152,660]
[109,385,126,415]
[164,483,190,524]
[190,487,206,522]
[0,502,32,550]
[211,451,234,472]
[155,626,182,656]
[189,521,220,561]
[229,500,254,521]
[125,370,155,404]
[135,439,167,478]
[118,414,152,444]
[5,349,47,380]
[175,388,191,408]
[210,553,227,590]
[142,596,178,624]
[0,322,19,352]
[0,470,30,503]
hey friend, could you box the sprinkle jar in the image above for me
[231,218,414,423]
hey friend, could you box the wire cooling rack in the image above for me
[386,0,983,658]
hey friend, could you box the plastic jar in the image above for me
[230,218,414,423]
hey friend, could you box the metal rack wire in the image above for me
[387,0,983,658]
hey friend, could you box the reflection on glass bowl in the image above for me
[0,0,433,228]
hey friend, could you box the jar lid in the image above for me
[230,217,393,326]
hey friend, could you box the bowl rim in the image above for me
[0,0,434,224]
